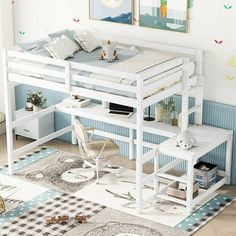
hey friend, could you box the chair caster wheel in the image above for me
[95,179,99,184]
[82,164,86,169]
[116,173,121,178]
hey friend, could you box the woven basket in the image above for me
[0,196,5,214]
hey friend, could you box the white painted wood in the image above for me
[13,125,72,157]
[2,49,14,175]
[136,77,144,213]
[14,108,54,140]
[12,106,56,128]
[186,160,194,213]
[65,62,71,93]
[226,131,233,185]
[154,151,160,196]
[129,129,134,160]
[141,149,156,165]
[142,173,155,185]
[71,115,77,145]
[156,173,187,184]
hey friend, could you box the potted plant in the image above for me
[156,97,176,124]
[26,90,47,112]
[160,0,167,18]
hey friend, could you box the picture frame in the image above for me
[139,0,189,33]
[89,0,134,25]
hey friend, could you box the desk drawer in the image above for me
[16,125,39,139]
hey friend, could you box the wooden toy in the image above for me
[45,216,58,225]
[0,196,5,214]
[75,215,87,223]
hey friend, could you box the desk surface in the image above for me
[56,102,180,138]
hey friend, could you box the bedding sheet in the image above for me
[10,47,194,97]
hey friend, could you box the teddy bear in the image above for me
[176,130,197,150]
[99,40,118,62]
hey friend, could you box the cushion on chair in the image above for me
[74,120,89,143]
[85,139,119,157]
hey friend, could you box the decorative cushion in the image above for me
[0,113,5,123]
[44,35,78,60]
[48,29,80,50]
[74,30,101,53]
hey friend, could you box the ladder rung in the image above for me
[156,173,187,184]
[188,105,201,115]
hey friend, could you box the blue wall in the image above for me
[16,85,236,185]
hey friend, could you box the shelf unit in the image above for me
[139,125,233,213]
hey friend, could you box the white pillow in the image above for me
[74,30,101,53]
[45,35,78,60]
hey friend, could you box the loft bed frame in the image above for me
[2,33,204,212]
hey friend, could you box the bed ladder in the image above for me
[181,60,204,132]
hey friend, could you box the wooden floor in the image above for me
[0,134,236,236]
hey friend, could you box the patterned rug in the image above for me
[0,148,234,235]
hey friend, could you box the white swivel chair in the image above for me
[73,119,120,184]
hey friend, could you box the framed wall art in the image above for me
[139,0,189,33]
[90,0,134,25]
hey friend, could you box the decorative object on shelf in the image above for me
[63,96,91,108]
[194,161,217,189]
[176,130,196,150]
[157,97,176,124]
[140,0,189,33]
[167,181,199,200]
[144,106,155,121]
[26,90,46,112]
[0,196,5,214]
[155,104,165,122]
[171,111,178,126]
[89,0,134,25]
[100,40,118,62]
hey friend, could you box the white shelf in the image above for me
[56,102,180,138]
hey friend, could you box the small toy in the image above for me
[45,216,58,225]
[176,130,197,150]
[0,196,5,214]
[75,215,87,223]
[45,215,69,225]
[99,40,118,62]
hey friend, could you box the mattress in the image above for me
[10,47,194,97]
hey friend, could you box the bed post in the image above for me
[136,76,144,213]
[2,49,14,175]
[195,49,204,125]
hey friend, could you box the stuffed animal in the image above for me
[176,130,197,150]
[0,196,5,214]
[99,40,118,62]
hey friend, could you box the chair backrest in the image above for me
[73,119,89,144]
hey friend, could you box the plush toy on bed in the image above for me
[99,40,118,62]
[176,130,197,150]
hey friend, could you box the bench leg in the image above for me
[186,160,194,214]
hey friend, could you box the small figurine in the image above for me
[45,216,58,225]
[0,196,5,214]
[176,130,197,150]
[45,215,69,225]
[75,215,87,223]
[99,40,118,62]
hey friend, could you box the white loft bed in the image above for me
[3,33,205,212]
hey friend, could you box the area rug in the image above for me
[14,150,109,193]
[0,148,235,235]
[0,192,188,236]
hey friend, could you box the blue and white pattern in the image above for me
[176,194,235,233]
[0,147,57,174]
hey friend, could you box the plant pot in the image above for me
[33,105,40,112]
[25,102,33,111]
[162,111,172,124]
[155,105,165,122]
[160,4,167,18]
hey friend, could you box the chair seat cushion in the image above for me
[85,139,119,157]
